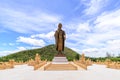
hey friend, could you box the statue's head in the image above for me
[58,23,62,29]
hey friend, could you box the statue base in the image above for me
[55,53,66,57]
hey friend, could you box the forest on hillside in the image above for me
[0,44,80,62]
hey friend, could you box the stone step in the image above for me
[45,64,77,70]
[52,57,68,63]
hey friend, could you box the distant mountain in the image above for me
[0,44,80,62]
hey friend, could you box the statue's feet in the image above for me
[55,53,65,57]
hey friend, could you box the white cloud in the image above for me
[64,8,120,57]
[0,7,61,33]
[15,31,55,54]
[80,39,120,57]
[107,40,120,46]
[94,9,120,32]
[83,48,98,53]
[106,40,120,52]
[17,36,45,47]
[77,23,90,32]
[31,31,55,40]
[89,9,120,47]
[82,48,101,57]
[17,46,26,51]
[40,13,61,23]
[0,46,26,56]
[81,9,120,57]
[71,47,81,53]
[8,43,15,46]
[31,47,41,49]
[65,22,91,43]
[0,51,13,56]
[83,0,108,15]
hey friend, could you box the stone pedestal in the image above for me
[52,57,68,63]
[45,56,78,70]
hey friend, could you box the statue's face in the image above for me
[58,23,62,29]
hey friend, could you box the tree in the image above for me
[118,53,120,58]
[75,54,80,60]
[106,52,112,58]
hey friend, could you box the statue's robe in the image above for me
[54,30,65,51]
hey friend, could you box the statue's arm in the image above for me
[54,31,57,37]
[54,31,58,39]
[63,31,66,40]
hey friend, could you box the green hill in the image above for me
[0,44,80,62]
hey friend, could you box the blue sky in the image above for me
[0,0,120,57]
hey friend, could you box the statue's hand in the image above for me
[64,35,66,40]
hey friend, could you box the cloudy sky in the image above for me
[0,0,120,57]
